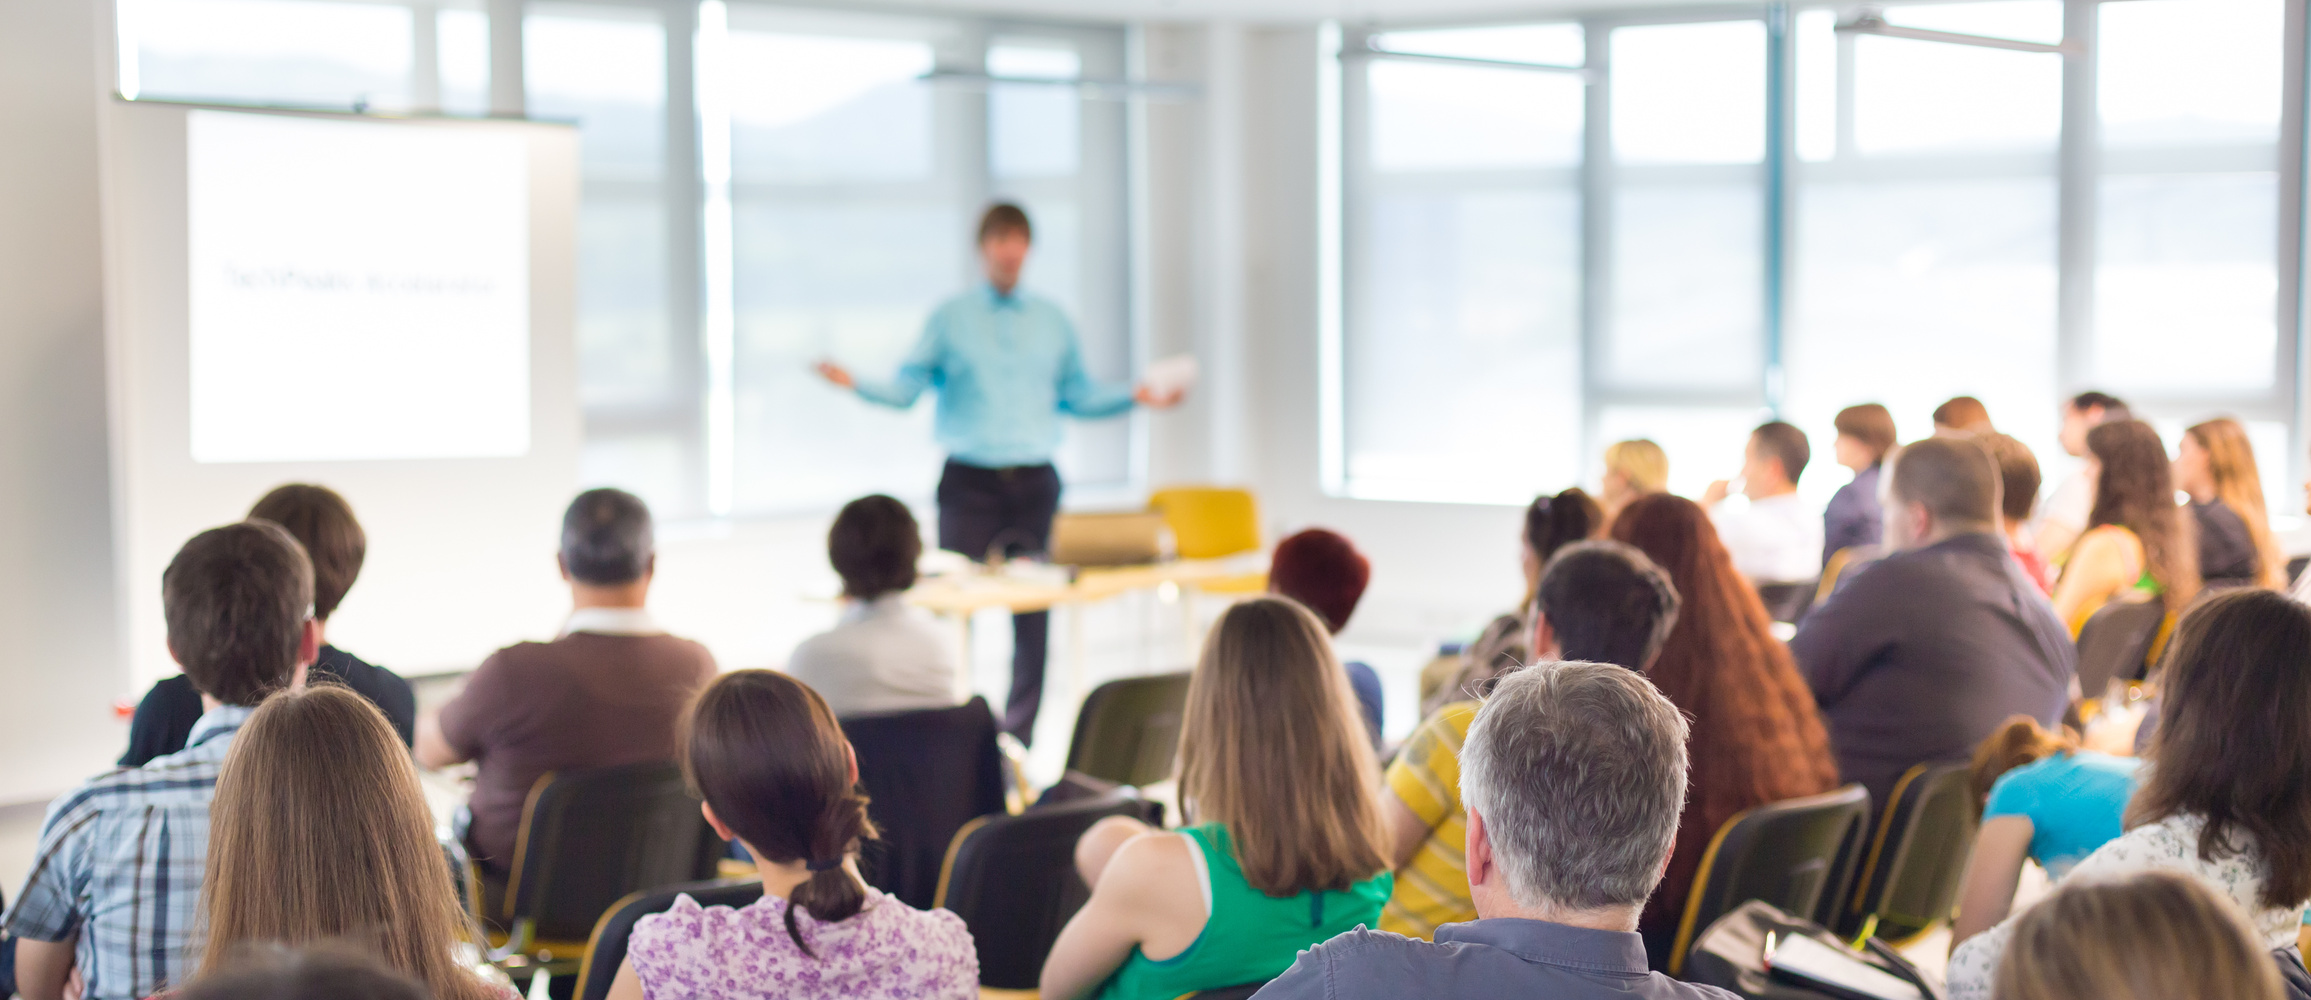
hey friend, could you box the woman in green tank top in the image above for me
[1041,598,1396,1000]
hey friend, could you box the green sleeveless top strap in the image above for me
[1093,823,1392,1000]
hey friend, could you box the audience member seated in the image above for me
[1790,437,2074,809]
[1255,663,1737,1000]
[1995,870,2284,1000]
[122,483,414,765]
[178,944,437,1000]
[1978,433,2055,595]
[1951,717,2142,946]
[786,495,962,717]
[1267,528,1387,749]
[2050,420,2201,635]
[202,686,514,1000]
[1702,421,1822,585]
[1426,488,1603,717]
[1933,395,1995,436]
[417,488,718,877]
[7,521,319,1000]
[606,670,977,1000]
[1383,540,1679,940]
[1611,495,1841,961]
[1947,588,2311,998]
[2035,391,2130,560]
[1600,438,1669,524]
[2177,418,2286,590]
[1040,598,1391,1000]
[1824,403,1897,568]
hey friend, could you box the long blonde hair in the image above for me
[2186,418,2286,589]
[200,686,499,1000]
[1994,870,2282,1000]
[1176,597,1388,896]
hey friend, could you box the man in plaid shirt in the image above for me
[6,520,319,1000]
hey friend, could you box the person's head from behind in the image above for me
[204,686,493,1000]
[2086,420,2199,608]
[1967,715,2077,815]
[1459,662,1689,927]
[1882,436,2001,550]
[1268,528,1370,635]
[179,943,433,1000]
[1600,439,1668,508]
[560,488,654,598]
[1607,493,1786,674]
[977,202,1033,293]
[2131,588,2311,911]
[1993,869,2282,1000]
[1833,404,1898,472]
[684,669,876,954]
[1178,597,1386,896]
[1975,433,2042,537]
[828,495,920,601]
[1520,488,1604,598]
[1531,540,1680,674]
[1743,422,1809,497]
[249,484,365,624]
[2060,391,2130,457]
[1932,396,1994,436]
[165,520,318,707]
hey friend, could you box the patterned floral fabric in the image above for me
[1946,812,2309,999]
[626,887,977,1000]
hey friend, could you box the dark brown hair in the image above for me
[164,521,313,706]
[828,495,920,600]
[1525,488,1604,569]
[1968,715,2078,813]
[1750,421,1811,484]
[2086,420,2200,614]
[560,488,653,586]
[1933,396,1993,433]
[180,943,433,1000]
[1534,540,1680,673]
[2130,588,2311,909]
[249,484,366,622]
[976,202,1032,243]
[1976,433,2043,524]
[683,670,876,955]
[203,687,498,1000]
[1834,404,1898,463]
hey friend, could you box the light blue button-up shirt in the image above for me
[852,284,1135,468]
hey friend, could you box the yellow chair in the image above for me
[1148,487,1266,594]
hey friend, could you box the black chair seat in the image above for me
[1669,784,1870,977]
[934,792,1162,989]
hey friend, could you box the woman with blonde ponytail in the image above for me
[605,670,977,1000]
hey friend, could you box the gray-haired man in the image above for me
[1256,662,1738,1000]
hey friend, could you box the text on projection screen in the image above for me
[188,109,530,463]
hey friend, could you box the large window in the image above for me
[117,0,1136,521]
[1335,0,2304,507]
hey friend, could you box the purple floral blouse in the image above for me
[625,887,978,1000]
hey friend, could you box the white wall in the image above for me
[0,0,132,803]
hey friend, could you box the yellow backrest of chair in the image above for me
[1148,487,1261,560]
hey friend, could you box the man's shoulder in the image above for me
[46,746,224,828]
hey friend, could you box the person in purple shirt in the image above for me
[1823,403,1897,568]
[1253,662,1737,1000]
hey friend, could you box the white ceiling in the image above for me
[878,0,1739,26]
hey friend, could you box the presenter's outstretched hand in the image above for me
[815,360,855,389]
[1134,384,1186,409]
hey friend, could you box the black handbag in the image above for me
[1683,900,1944,1000]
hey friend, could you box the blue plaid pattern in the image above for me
[5,705,252,1000]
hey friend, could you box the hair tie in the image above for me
[806,857,841,873]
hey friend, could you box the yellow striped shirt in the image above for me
[1379,701,1479,939]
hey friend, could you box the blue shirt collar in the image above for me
[185,703,258,750]
[979,282,1025,309]
[1435,918,1652,975]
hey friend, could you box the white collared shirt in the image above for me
[784,593,964,718]
[561,606,667,638]
[1710,492,1826,584]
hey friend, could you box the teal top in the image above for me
[851,283,1136,468]
[1094,823,1392,1000]
[1982,750,2143,877]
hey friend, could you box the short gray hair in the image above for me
[1460,661,1690,911]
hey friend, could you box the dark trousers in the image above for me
[937,459,1062,743]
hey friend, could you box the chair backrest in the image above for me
[1815,546,1883,607]
[1755,581,1820,625]
[1668,784,1871,977]
[1148,487,1261,560]
[933,793,1162,989]
[1064,672,1191,787]
[843,696,1008,910]
[506,760,726,943]
[2076,597,2166,695]
[1841,763,1979,942]
[574,878,765,1000]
